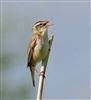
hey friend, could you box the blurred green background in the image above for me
[0,1,90,100]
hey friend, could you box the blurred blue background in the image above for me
[0,1,90,100]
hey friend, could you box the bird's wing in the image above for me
[27,35,37,87]
[27,35,37,67]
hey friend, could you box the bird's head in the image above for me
[32,21,50,35]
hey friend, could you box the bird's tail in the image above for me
[30,66,35,87]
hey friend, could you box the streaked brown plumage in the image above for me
[27,21,49,87]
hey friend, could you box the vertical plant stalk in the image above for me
[37,35,54,100]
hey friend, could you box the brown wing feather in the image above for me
[27,35,37,67]
[27,35,37,87]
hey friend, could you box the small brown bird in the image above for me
[27,21,50,87]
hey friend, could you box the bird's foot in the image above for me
[39,71,46,78]
[35,68,46,78]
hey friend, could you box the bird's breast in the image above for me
[33,36,49,62]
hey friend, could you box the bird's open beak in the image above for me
[46,21,54,27]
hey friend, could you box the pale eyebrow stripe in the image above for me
[34,23,40,26]
[33,21,46,26]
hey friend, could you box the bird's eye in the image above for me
[43,23,46,26]
[40,23,42,25]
